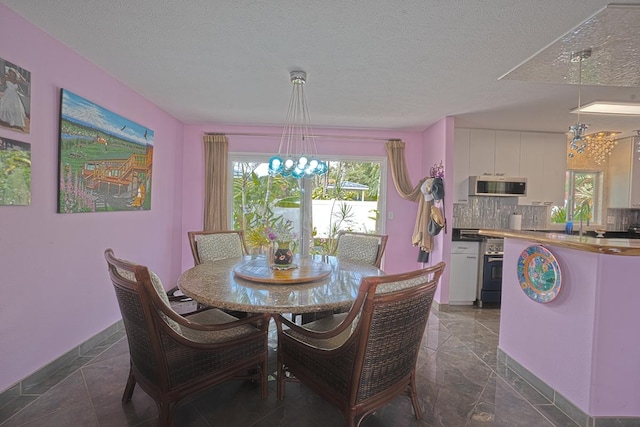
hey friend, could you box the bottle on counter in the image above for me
[565,221,573,235]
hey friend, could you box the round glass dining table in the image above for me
[178,255,384,314]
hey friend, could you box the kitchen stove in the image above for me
[484,238,504,255]
[479,238,504,306]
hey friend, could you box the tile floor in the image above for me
[0,306,580,426]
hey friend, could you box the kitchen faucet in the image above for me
[579,200,590,237]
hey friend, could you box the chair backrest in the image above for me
[334,231,388,267]
[187,230,247,265]
[104,248,176,390]
[350,262,445,404]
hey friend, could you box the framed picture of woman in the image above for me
[0,57,31,134]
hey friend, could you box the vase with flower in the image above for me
[266,219,298,269]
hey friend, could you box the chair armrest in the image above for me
[166,285,192,302]
[149,288,268,332]
[275,311,355,340]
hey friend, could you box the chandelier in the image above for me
[582,131,619,164]
[268,71,328,178]
[568,49,591,158]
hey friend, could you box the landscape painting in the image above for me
[58,89,154,213]
[0,137,31,206]
[0,57,31,134]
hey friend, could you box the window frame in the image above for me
[227,151,388,241]
[566,169,603,226]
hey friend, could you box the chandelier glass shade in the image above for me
[268,71,327,178]
[583,131,619,164]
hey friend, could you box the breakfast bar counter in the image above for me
[479,229,640,255]
[478,229,640,423]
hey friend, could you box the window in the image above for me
[229,153,386,255]
[552,170,603,225]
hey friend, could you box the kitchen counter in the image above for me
[478,229,640,255]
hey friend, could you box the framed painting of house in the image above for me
[0,137,31,205]
[0,57,31,134]
[57,89,154,213]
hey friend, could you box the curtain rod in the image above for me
[205,131,393,142]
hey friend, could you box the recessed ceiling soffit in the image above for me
[500,4,640,87]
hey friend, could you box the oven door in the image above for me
[480,253,503,304]
[482,254,503,290]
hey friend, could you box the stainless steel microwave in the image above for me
[469,176,527,197]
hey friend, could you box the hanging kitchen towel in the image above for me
[430,177,444,201]
[428,205,445,236]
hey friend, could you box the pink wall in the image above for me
[180,125,429,275]
[421,117,454,304]
[0,5,184,392]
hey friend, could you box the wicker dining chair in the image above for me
[334,231,388,268]
[187,230,249,317]
[187,230,248,265]
[295,230,389,325]
[104,249,268,427]
[275,262,445,427]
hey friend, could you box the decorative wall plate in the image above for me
[517,245,561,303]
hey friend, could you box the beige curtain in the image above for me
[203,133,229,231]
[385,139,432,252]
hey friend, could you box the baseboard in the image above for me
[498,347,640,427]
[433,301,449,312]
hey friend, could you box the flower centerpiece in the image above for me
[266,219,298,269]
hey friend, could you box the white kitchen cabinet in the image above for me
[541,133,568,207]
[453,129,471,203]
[518,132,567,206]
[468,130,521,177]
[449,241,479,305]
[468,129,496,176]
[494,131,521,176]
[607,137,640,208]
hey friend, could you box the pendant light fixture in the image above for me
[568,48,591,158]
[268,71,328,178]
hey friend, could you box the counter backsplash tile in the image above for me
[454,199,640,232]
[453,197,550,230]
[605,208,640,231]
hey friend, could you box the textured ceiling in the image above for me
[2,0,640,137]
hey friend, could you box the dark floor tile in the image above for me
[470,375,555,427]
[82,331,127,358]
[1,371,92,427]
[85,337,130,367]
[496,367,552,406]
[0,395,38,425]
[250,402,335,427]
[81,351,158,427]
[5,401,99,427]
[535,404,580,427]
[0,385,20,410]
[190,380,284,427]
[21,356,94,395]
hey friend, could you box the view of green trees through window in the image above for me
[551,170,602,225]
[231,157,383,255]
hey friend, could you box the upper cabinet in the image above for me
[494,131,522,176]
[607,137,640,208]
[518,132,567,206]
[453,129,471,203]
[454,129,521,203]
[468,130,520,177]
[453,128,567,207]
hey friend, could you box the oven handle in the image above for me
[486,257,503,262]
